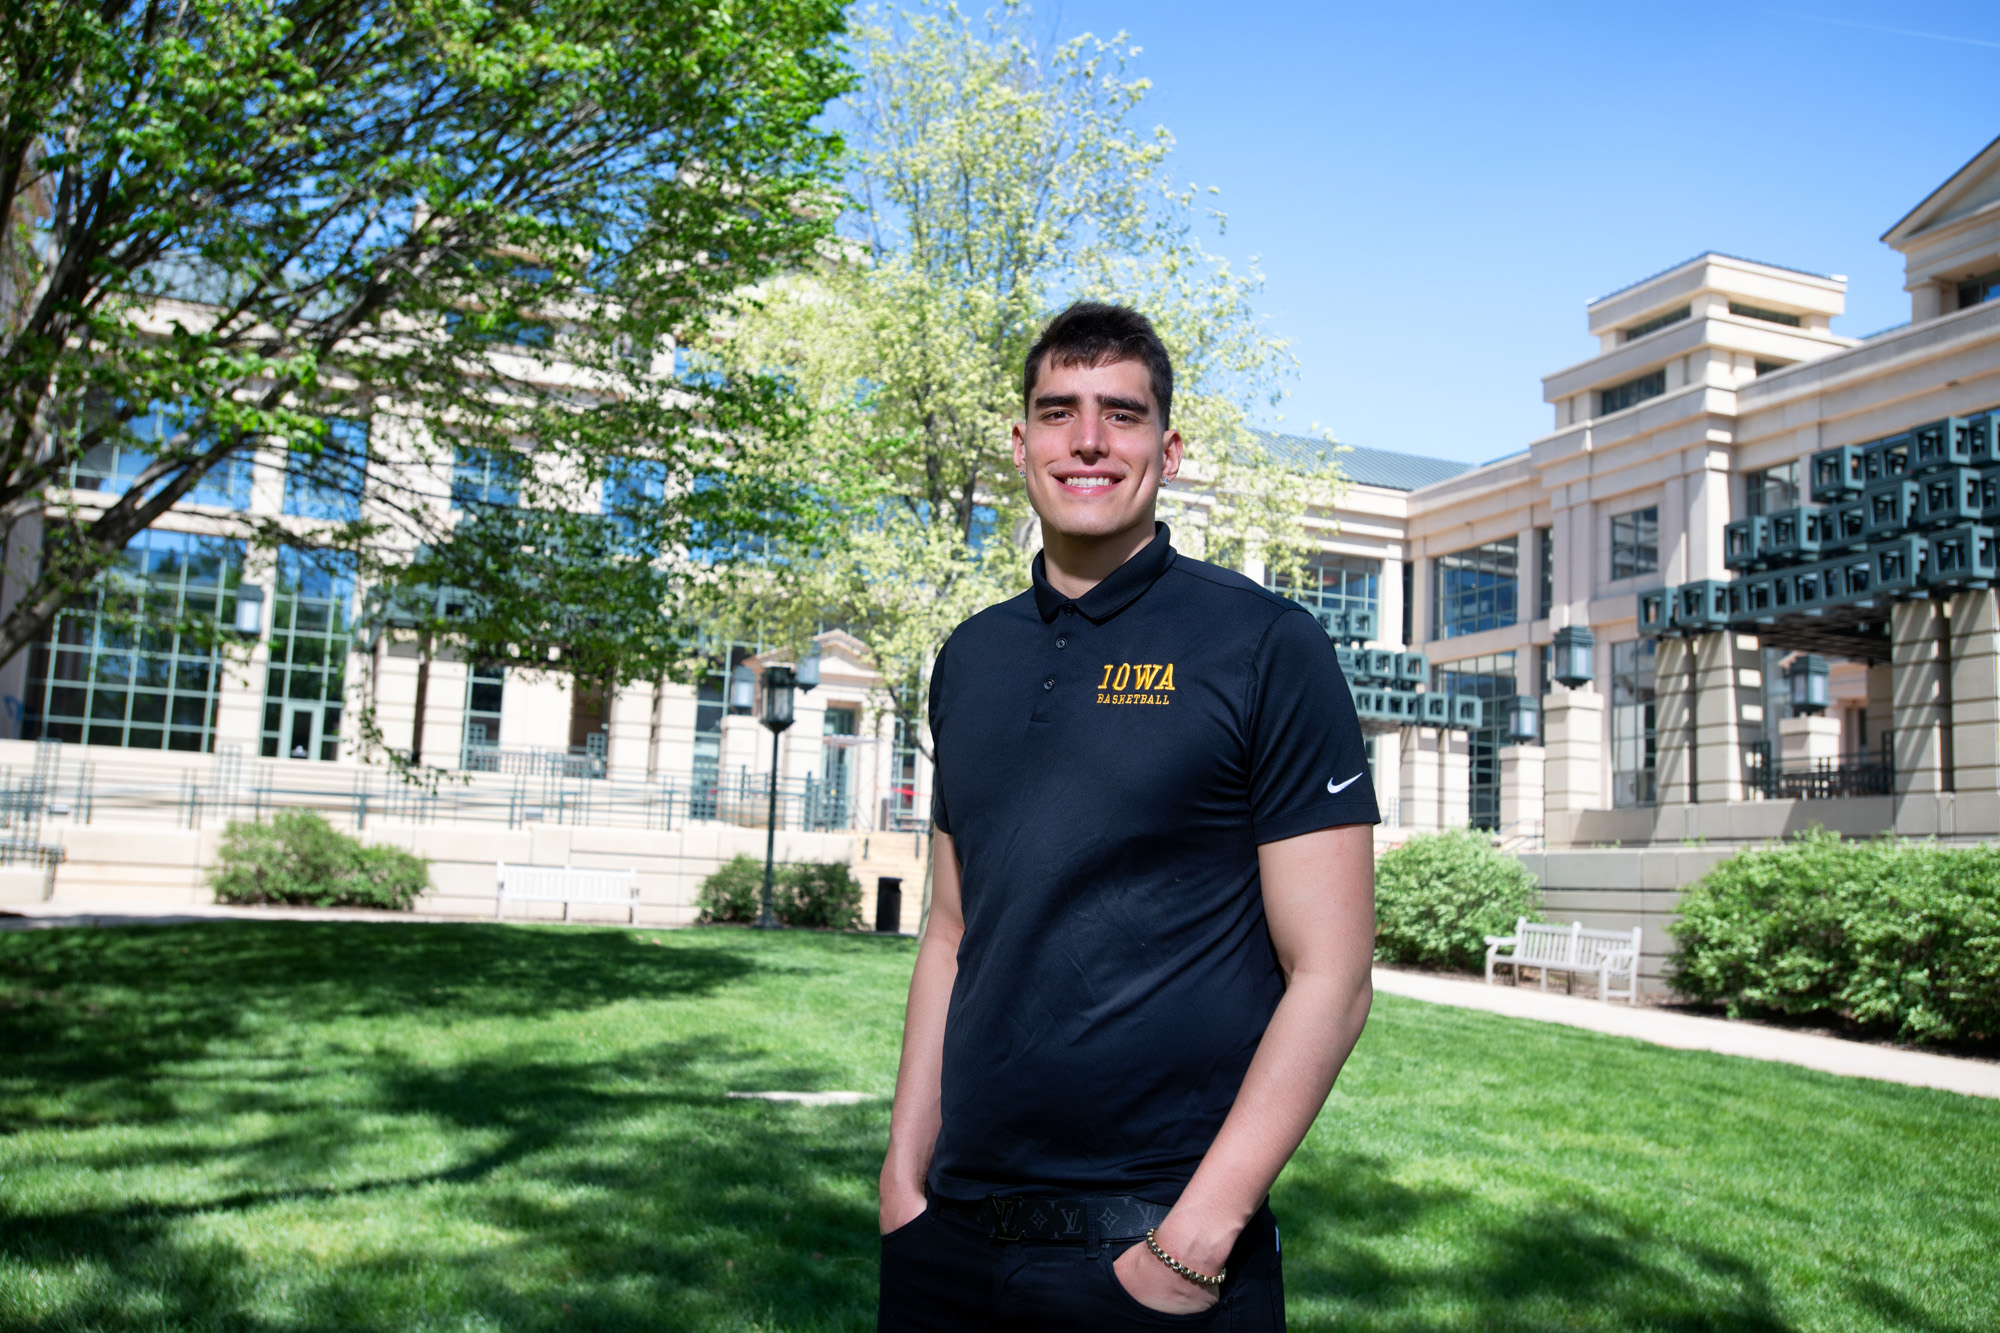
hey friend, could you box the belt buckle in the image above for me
[981,1196,1022,1241]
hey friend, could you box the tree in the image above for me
[0,0,850,680]
[722,1,1339,759]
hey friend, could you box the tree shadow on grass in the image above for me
[0,924,895,1330]
[1275,1153,1794,1332]
[0,922,755,1132]
[2,1039,887,1331]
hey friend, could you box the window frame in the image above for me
[1431,538,1519,640]
[1598,369,1667,417]
[1608,506,1660,581]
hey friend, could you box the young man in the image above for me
[878,302,1378,1330]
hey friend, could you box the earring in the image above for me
[1017,468,1025,478]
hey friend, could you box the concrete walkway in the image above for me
[1374,966,2000,1102]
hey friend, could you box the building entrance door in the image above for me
[285,704,320,760]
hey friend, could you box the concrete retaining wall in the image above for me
[1515,847,1736,995]
[36,820,856,927]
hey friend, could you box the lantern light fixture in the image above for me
[1786,654,1829,715]
[1552,625,1595,688]
[233,584,265,637]
[1504,694,1541,744]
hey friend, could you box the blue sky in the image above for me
[1038,1,2000,462]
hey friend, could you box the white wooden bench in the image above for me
[496,862,640,923]
[1483,919,1642,1004]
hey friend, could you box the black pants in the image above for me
[878,1201,1284,1331]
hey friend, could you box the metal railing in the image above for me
[0,742,863,838]
[1743,737,1894,800]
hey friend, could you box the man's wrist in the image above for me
[1151,1206,1241,1277]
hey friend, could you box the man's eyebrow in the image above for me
[1033,392,1080,410]
[1097,394,1150,416]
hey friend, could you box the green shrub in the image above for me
[779,861,863,930]
[696,855,766,924]
[696,855,864,929]
[1669,830,2000,1043]
[210,811,429,911]
[1374,828,1542,971]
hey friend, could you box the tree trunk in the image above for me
[411,629,432,765]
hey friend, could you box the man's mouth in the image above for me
[1056,475,1119,491]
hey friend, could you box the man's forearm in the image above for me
[880,926,959,1218]
[1152,966,1372,1270]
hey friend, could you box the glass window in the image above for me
[1598,369,1666,417]
[260,549,355,760]
[1536,526,1554,619]
[67,400,253,510]
[450,445,521,510]
[444,309,553,348]
[891,713,921,826]
[1400,560,1413,646]
[464,663,504,751]
[1622,306,1690,341]
[1728,301,1802,328]
[284,418,368,522]
[1743,463,1799,517]
[1434,652,1516,832]
[603,458,667,546]
[1267,552,1382,627]
[1609,507,1659,580]
[1611,639,1657,807]
[1958,270,2000,310]
[1432,539,1518,640]
[24,529,245,751]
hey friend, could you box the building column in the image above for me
[1891,599,1946,798]
[1778,715,1842,765]
[1543,688,1605,814]
[1371,731,1402,828]
[1440,730,1470,828]
[1694,632,1747,804]
[1652,638,1694,805]
[1949,588,2000,834]
[605,683,656,782]
[1399,727,1440,831]
[1380,556,1406,649]
[1499,743,1545,835]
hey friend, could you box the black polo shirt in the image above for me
[926,523,1378,1203]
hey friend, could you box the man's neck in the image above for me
[1040,518,1157,600]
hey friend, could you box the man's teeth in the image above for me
[1063,476,1114,488]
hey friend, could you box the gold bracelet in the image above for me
[1144,1227,1227,1289]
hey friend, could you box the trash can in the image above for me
[875,876,903,934]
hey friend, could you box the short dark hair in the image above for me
[1022,301,1174,428]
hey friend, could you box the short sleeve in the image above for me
[1246,608,1380,844]
[928,637,952,834]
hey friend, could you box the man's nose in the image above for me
[1074,412,1108,458]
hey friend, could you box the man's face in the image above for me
[1012,356,1182,545]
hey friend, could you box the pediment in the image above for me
[1883,134,2000,247]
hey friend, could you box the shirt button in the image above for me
[1062,605,1076,616]
[1042,677,1055,691]
[1055,637,1067,649]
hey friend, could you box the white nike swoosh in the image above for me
[1326,773,1362,795]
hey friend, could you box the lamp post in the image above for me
[755,663,797,930]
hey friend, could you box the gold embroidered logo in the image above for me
[1096,662,1175,706]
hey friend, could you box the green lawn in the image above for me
[1,924,1995,1332]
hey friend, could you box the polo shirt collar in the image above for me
[1030,522,1177,623]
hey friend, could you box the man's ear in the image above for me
[1161,428,1183,483]
[1011,421,1028,474]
